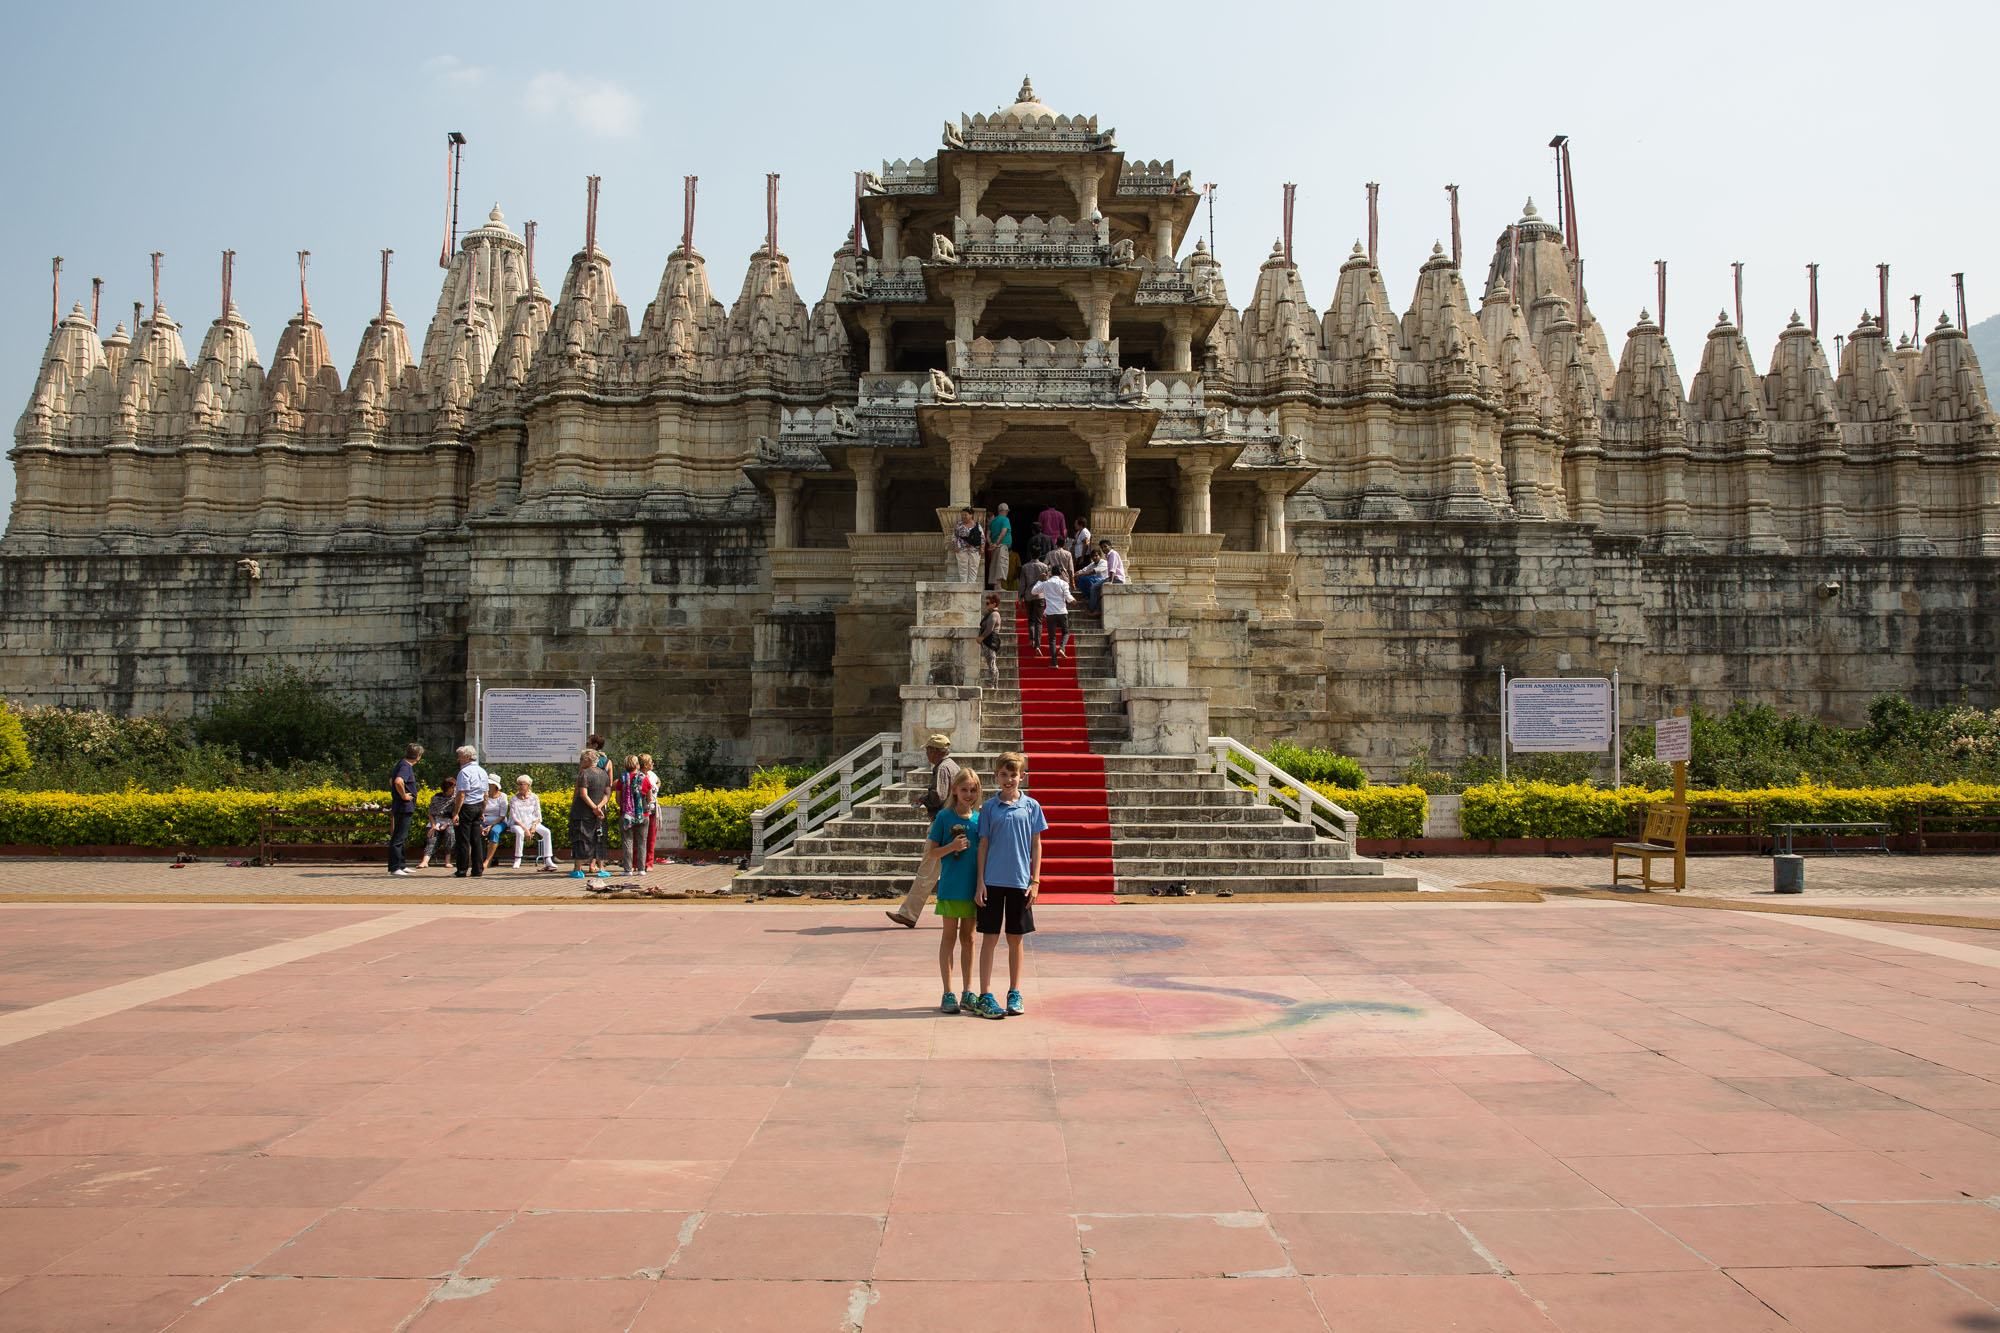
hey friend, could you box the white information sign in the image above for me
[1653,716,1692,764]
[1507,677,1613,753]
[479,689,590,764]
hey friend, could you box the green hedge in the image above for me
[1459,781,2000,840]
[0,782,788,853]
[1308,783,1427,839]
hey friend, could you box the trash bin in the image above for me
[1773,854,1804,894]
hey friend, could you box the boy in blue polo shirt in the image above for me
[972,751,1047,1019]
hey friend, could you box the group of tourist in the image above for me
[386,733,667,880]
[883,732,1047,1021]
[951,502,1129,668]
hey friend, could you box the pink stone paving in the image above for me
[0,896,1998,1329]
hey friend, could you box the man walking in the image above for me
[986,503,1013,591]
[449,744,493,878]
[887,732,961,927]
[387,742,422,876]
[1018,548,1049,652]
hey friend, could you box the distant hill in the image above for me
[1974,313,2000,376]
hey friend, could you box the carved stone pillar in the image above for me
[1164,311,1194,373]
[772,475,802,549]
[1260,480,1288,553]
[1065,275,1114,343]
[948,438,977,508]
[1177,456,1214,535]
[880,204,903,269]
[957,164,993,222]
[1152,211,1175,262]
[943,274,995,364]
[857,308,889,374]
[1061,164,1100,221]
[1094,436,1129,509]
[851,452,881,535]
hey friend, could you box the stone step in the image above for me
[796,834,1350,862]
[736,869,1422,896]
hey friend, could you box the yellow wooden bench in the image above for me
[1611,804,1688,891]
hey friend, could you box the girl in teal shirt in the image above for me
[924,769,983,1014]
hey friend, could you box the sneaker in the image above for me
[974,992,1006,1020]
[1006,989,1024,1016]
[511,859,522,870]
[595,869,613,879]
[940,991,960,1015]
[885,911,916,928]
[960,990,977,1014]
[571,869,587,880]
[394,868,413,876]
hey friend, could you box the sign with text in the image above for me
[1507,677,1614,753]
[480,689,589,764]
[1653,716,1692,764]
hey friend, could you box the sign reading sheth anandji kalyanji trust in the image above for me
[480,689,590,764]
[1653,715,1692,764]
[1507,677,1614,753]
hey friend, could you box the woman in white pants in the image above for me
[508,776,558,870]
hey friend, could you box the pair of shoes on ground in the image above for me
[964,989,1024,1019]
[388,868,413,877]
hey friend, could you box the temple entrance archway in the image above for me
[975,451,1092,553]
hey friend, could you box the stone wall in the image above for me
[0,545,434,723]
[1292,519,2000,776]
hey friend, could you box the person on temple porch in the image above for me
[950,506,984,584]
[1037,504,1067,551]
[985,503,1012,590]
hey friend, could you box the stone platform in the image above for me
[3,894,2000,1329]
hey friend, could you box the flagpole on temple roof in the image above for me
[683,176,697,254]
[380,249,393,321]
[1877,264,1890,344]
[1656,260,1667,335]
[1204,182,1217,257]
[150,252,163,315]
[220,251,233,320]
[1732,261,1744,333]
[1364,182,1378,267]
[1954,273,1967,335]
[525,221,537,289]
[1807,262,1820,339]
[766,173,780,255]
[49,257,61,333]
[1446,184,1461,268]
[584,176,601,257]
[1281,182,1296,266]
[297,251,311,319]
[853,171,866,259]
[1912,295,1921,345]
[90,276,102,330]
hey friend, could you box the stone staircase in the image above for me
[736,593,1419,898]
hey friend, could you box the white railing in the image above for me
[747,732,903,868]
[1204,736,1359,845]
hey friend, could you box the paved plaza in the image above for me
[4,889,2000,1331]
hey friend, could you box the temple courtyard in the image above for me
[4,884,2000,1330]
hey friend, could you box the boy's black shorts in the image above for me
[976,886,1036,936]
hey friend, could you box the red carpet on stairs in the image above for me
[1011,601,1116,904]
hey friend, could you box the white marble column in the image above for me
[880,205,902,268]
[1261,481,1288,553]
[1178,457,1214,534]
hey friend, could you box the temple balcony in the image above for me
[953,336,1123,405]
[935,213,1133,270]
[840,256,929,305]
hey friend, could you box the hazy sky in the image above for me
[3,1,1994,518]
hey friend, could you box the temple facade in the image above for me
[6,81,1997,770]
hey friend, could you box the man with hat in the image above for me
[887,732,962,927]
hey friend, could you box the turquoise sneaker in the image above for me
[940,990,959,1015]
[974,992,1007,1020]
[959,990,977,1014]
[1006,988,1025,1016]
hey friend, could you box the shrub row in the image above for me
[1308,783,1427,839]
[0,784,788,853]
[1459,781,2000,840]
